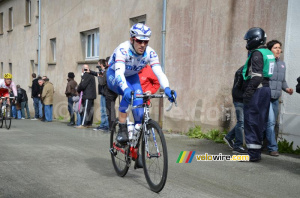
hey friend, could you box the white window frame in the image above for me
[85,30,99,60]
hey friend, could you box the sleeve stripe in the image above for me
[150,63,160,67]
[115,60,125,63]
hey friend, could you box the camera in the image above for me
[96,65,105,75]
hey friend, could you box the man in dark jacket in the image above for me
[90,59,109,131]
[31,73,42,120]
[223,66,247,154]
[76,64,96,128]
[65,72,78,126]
[297,77,300,93]
[242,27,275,162]
[17,85,30,119]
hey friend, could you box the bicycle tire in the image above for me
[0,109,3,128]
[110,118,130,177]
[142,119,168,193]
[5,106,11,129]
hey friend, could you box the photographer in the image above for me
[90,59,110,131]
[76,64,96,128]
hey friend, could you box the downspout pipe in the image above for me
[38,0,41,75]
[161,0,167,72]
[159,0,167,128]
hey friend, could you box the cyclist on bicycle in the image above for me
[0,73,17,107]
[107,23,177,144]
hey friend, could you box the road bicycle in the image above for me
[0,97,14,129]
[110,91,176,193]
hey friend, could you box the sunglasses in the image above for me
[134,38,149,45]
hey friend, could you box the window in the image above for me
[25,0,31,24]
[0,13,3,34]
[50,38,56,62]
[81,29,99,60]
[9,7,13,30]
[130,14,146,27]
[0,62,3,77]
[9,63,12,74]
[36,1,39,17]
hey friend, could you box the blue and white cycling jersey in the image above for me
[108,41,169,91]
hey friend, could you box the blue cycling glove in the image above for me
[164,87,177,102]
[123,88,135,103]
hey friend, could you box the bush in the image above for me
[278,139,300,155]
[186,126,227,143]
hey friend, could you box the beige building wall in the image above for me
[0,0,288,132]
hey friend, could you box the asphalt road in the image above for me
[0,120,299,198]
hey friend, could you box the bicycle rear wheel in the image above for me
[110,118,130,177]
[5,106,11,129]
[142,119,168,193]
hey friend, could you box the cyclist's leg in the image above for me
[106,68,129,143]
[126,74,143,124]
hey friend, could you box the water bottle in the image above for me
[127,122,134,140]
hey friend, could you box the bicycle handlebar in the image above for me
[125,91,177,113]
[0,97,15,99]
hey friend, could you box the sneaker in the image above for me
[21,117,25,120]
[269,151,279,157]
[232,147,248,154]
[76,125,87,129]
[93,126,103,131]
[116,123,129,144]
[223,136,234,149]
[31,118,38,120]
[250,156,261,162]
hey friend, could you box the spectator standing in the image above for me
[65,72,78,126]
[72,90,82,126]
[38,78,45,121]
[41,77,54,122]
[10,90,17,118]
[296,77,300,93]
[242,27,275,162]
[31,73,42,120]
[223,66,247,154]
[17,85,30,119]
[91,59,109,131]
[76,64,96,128]
[264,40,293,157]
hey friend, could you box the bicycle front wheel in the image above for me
[0,109,3,128]
[142,119,168,193]
[5,106,11,129]
[110,118,130,177]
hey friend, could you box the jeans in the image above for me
[99,95,109,128]
[67,97,74,117]
[76,112,81,126]
[12,105,17,118]
[44,105,53,122]
[225,102,244,149]
[264,99,279,152]
[33,97,41,118]
[39,100,43,118]
[21,101,30,118]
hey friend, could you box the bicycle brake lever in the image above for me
[166,102,173,112]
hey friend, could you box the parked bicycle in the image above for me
[110,91,176,193]
[0,97,14,129]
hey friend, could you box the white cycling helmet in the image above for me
[130,23,151,40]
